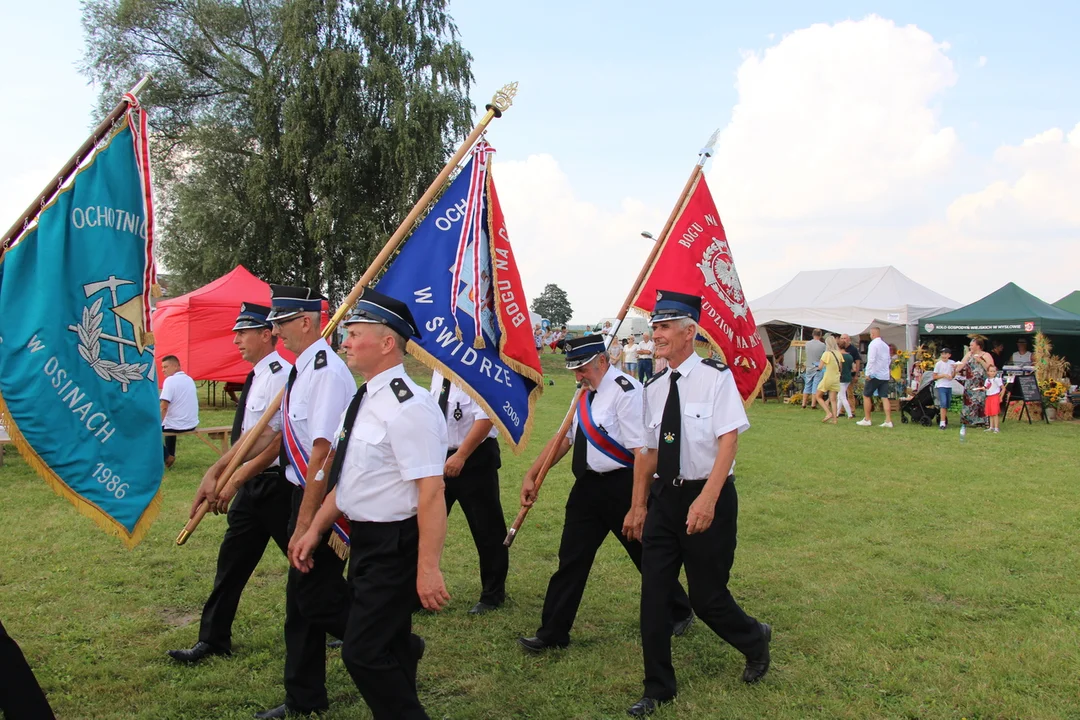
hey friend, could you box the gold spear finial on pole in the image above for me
[486,81,518,117]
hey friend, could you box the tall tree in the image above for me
[531,283,573,326]
[82,0,474,305]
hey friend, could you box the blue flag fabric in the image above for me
[375,142,543,447]
[0,114,163,547]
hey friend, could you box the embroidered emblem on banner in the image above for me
[69,276,152,391]
[698,237,748,319]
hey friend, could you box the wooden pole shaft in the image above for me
[177,94,512,546]
[502,158,706,547]
[2,75,151,250]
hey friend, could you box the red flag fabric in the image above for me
[631,173,769,404]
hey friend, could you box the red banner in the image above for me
[631,173,769,403]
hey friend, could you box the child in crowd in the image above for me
[984,364,1004,433]
[933,347,956,429]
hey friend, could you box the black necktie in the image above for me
[279,366,299,469]
[571,390,597,478]
[438,377,452,418]
[230,370,255,444]
[326,384,367,494]
[656,371,682,483]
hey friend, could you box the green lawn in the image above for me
[2,351,1078,719]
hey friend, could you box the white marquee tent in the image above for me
[751,267,959,360]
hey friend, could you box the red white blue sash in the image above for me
[576,392,634,467]
[282,382,351,549]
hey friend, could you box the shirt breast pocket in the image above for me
[592,409,617,436]
[684,402,714,442]
[349,421,387,469]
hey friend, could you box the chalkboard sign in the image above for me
[1013,374,1042,403]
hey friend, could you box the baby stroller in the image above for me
[900,372,936,426]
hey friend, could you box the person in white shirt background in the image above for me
[160,355,200,468]
[856,327,894,428]
[983,365,1005,433]
[624,336,640,377]
[932,348,956,429]
[636,332,655,383]
[1010,338,1033,366]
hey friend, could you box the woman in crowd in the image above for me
[608,335,624,370]
[954,336,993,437]
[815,335,844,423]
[837,341,855,418]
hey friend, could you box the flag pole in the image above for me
[503,130,719,548]
[2,75,152,253]
[177,82,520,546]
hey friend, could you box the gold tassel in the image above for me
[328,533,350,561]
[474,335,485,350]
[455,326,463,342]
[142,330,155,346]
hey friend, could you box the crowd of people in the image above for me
[792,327,1037,436]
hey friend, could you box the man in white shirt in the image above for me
[623,290,770,717]
[169,302,293,664]
[291,288,449,720]
[636,332,655,383]
[856,326,893,428]
[517,335,692,654]
[430,368,508,614]
[1010,338,1033,366]
[160,355,199,467]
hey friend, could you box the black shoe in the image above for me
[166,641,229,664]
[627,697,672,717]
[468,601,500,615]
[742,622,772,684]
[411,634,426,662]
[253,704,324,719]
[326,639,343,649]
[517,635,568,654]
[672,611,695,637]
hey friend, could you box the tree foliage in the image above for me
[531,283,573,326]
[82,0,474,305]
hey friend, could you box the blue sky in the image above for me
[3,1,1079,322]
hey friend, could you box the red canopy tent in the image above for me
[152,265,329,384]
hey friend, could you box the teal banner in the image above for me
[0,114,163,546]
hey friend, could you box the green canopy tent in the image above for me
[919,283,1080,336]
[1053,291,1080,316]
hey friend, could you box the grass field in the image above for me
[2,351,1079,719]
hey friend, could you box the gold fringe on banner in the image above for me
[328,531,349,561]
[0,390,163,548]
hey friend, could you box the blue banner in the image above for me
[376,142,543,447]
[0,114,163,546]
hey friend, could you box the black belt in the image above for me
[656,475,733,487]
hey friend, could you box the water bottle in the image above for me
[959,425,966,442]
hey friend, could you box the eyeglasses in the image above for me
[271,315,305,328]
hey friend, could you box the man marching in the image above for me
[517,335,694,654]
[624,291,771,717]
[291,289,450,720]
[168,303,292,664]
[430,368,508,614]
[258,285,356,719]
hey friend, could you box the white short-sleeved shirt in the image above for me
[1010,351,1032,366]
[161,371,199,430]
[984,377,1004,396]
[335,364,449,522]
[282,338,355,487]
[242,351,291,466]
[933,359,955,388]
[637,340,654,358]
[565,365,646,474]
[866,337,891,380]
[643,353,748,480]
[624,343,639,363]
[429,370,497,450]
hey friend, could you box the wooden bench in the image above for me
[164,426,232,456]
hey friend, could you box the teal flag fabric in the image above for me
[0,115,163,546]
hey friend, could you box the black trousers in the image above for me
[342,518,429,720]
[162,426,196,460]
[198,469,292,651]
[283,485,350,712]
[640,476,766,699]
[444,437,508,606]
[536,468,692,646]
[0,618,55,720]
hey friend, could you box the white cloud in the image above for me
[492,154,665,324]
[977,55,988,68]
